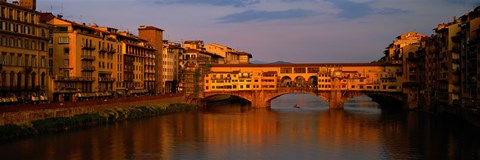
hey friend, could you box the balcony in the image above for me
[82,44,96,50]
[99,47,107,52]
[24,66,32,72]
[81,66,96,71]
[452,46,461,53]
[453,89,460,94]
[81,55,96,61]
[53,86,78,93]
[54,76,96,81]
[98,77,116,82]
[107,48,116,53]
[452,59,460,64]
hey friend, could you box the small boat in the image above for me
[294,104,300,108]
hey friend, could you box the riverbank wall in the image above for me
[0,95,197,139]
[0,94,185,125]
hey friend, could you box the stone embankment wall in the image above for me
[0,94,185,125]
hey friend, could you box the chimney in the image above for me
[19,0,36,10]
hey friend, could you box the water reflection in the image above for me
[0,95,479,159]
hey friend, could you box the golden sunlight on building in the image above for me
[204,43,252,64]
[1,1,49,103]
[138,25,163,94]
[43,15,120,102]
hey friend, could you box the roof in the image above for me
[138,25,164,31]
[237,51,253,58]
[184,40,203,44]
[39,12,55,22]
[210,62,399,68]
[0,1,39,13]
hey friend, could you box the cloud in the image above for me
[217,9,316,23]
[375,8,409,15]
[151,0,260,7]
[331,0,373,19]
[329,0,410,19]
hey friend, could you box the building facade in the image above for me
[384,32,427,108]
[458,7,480,108]
[115,32,155,95]
[138,26,163,94]
[424,22,462,110]
[162,40,182,93]
[45,16,120,102]
[204,43,252,64]
[0,1,49,104]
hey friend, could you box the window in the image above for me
[16,10,20,21]
[30,14,35,23]
[0,22,5,30]
[0,52,5,64]
[0,36,4,46]
[24,55,29,66]
[64,59,69,67]
[64,48,69,55]
[58,36,69,44]
[31,41,36,50]
[0,7,4,18]
[31,56,36,67]
[17,55,22,66]
[10,53,14,65]
[16,38,21,48]
[40,57,45,67]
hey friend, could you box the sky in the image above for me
[36,0,478,63]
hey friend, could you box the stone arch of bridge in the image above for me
[203,93,254,104]
[265,90,330,106]
[280,76,292,87]
[307,76,318,88]
[338,91,405,106]
[293,76,306,87]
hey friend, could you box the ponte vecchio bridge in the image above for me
[201,63,409,109]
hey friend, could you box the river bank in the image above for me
[0,103,197,140]
[0,95,197,140]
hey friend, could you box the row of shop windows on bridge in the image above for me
[206,84,398,90]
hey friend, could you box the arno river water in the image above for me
[1,94,480,159]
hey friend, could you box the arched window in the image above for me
[41,72,46,88]
[17,72,22,89]
[10,71,14,88]
[1,71,6,88]
[31,72,36,89]
[24,73,29,89]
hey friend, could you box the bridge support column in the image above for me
[251,90,270,108]
[329,90,344,109]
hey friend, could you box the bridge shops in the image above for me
[201,63,414,109]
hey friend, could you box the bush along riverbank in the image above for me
[0,103,197,140]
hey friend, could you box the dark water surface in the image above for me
[1,94,480,160]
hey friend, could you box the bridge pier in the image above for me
[329,90,344,109]
[251,90,270,108]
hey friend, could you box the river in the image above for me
[0,94,479,159]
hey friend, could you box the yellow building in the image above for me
[45,16,120,102]
[162,41,182,93]
[458,7,480,108]
[0,1,49,104]
[237,51,252,64]
[385,32,427,109]
[204,43,252,64]
[385,32,426,64]
[138,25,163,94]
[116,32,155,95]
[204,64,403,93]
